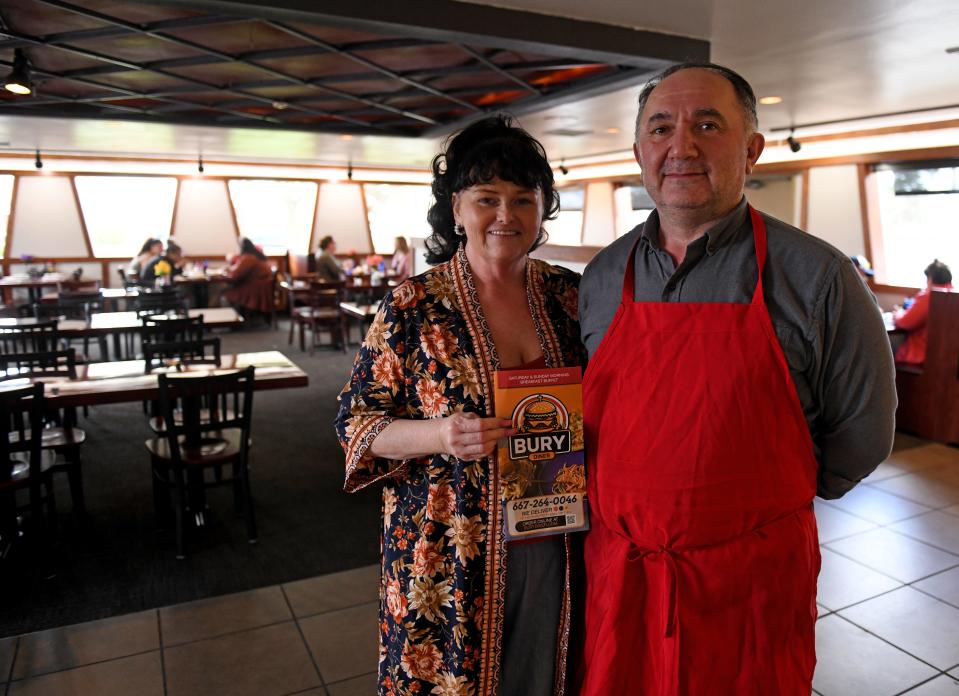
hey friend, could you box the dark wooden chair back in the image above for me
[0,320,59,355]
[134,289,187,317]
[143,338,221,374]
[308,280,344,308]
[896,289,959,443]
[141,314,204,345]
[0,382,44,484]
[156,366,255,464]
[58,280,101,293]
[0,348,77,382]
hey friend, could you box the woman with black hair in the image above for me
[223,237,273,317]
[336,115,585,696]
[127,237,163,278]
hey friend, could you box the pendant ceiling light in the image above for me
[4,49,33,95]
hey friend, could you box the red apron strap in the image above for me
[620,235,645,304]
[749,205,767,307]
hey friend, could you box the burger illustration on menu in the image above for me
[493,366,589,540]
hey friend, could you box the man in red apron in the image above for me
[576,63,896,694]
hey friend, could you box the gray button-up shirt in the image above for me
[579,198,897,499]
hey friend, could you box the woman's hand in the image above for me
[438,412,513,461]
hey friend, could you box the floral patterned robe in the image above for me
[335,245,585,696]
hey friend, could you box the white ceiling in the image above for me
[1,0,957,168]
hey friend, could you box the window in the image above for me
[544,186,584,246]
[871,163,959,287]
[75,176,177,257]
[228,179,317,256]
[0,175,13,258]
[363,184,432,254]
[614,185,654,236]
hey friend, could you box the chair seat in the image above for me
[9,427,86,448]
[292,306,340,320]
[146,428,246,466]
[0,450,56,491]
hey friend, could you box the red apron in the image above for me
[579,207,820,696]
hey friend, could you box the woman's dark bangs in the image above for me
[454,138,550,193]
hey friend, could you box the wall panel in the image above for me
[806,165,864,255]
[10,176,88,258]
[173,179,238,257]
[315,183,370,254]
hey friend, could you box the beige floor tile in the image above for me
[283,564,379,618]
[913,566,959,608]
[825,528,959,583]
[871,468,959,508]
[840,586,959,670]
[13,610,158,679]
[813,502,877,543]
[891,511,959,556]
[817,548,901,611]
[326,672,377,696]
[0,636,16,682]
[160,585,292,647]
[7,651,163,696]
[824,484,932,525]
[300,601,378,685]
[901,674,959,695]
[813,614,938,696]
[327,672,377,696]
[164,621,320,696]
[886,444,959,471]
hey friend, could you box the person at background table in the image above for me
[893,259,953,367]
[315,235,344,282]
[127,238,163,278]
[141,240,183,286]
[222,237,274,319]
[575,62,897,695]
[389,236,411,281]
[335,115,585,696]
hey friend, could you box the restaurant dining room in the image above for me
[0,1,958,695]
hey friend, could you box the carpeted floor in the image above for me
[0,321,382,638]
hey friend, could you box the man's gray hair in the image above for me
[635,62,759,140]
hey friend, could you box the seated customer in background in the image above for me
[141,240,184,286]
[128,238,163,278]
[390,236,411,281]
[223,237,274,317]
[315,235,343,282]
[894,259,953,366]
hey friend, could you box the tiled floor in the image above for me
[3,443,959,695]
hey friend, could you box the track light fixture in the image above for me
[197,155,204,173]
[4,49,33,95]
[34,150,42,169]
[786,130,802,153]
[559,160,569,176]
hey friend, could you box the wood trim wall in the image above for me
[765,118,959,148]
[2,175,19,275]
[856,163,873,261]
[358,183,374,253]
[69,176,95,257]
[168,178,182,240]
[223,179,241,239]
[308,183,321,254]
[799,169,810,231]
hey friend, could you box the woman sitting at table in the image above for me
[315,236,344,282]
[222,237,274,317]
[893,259,953,366]
[127,238,163,279]
[335,115,585,696]
[389,236,411,281]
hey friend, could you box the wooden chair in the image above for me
[143,337,221,374]
[145,366,256,559]
[134,288,187,317]
[289,280,347,354]
[0,348,88,515]
[0,382,56,572]
[895,289,959,444]
[35,292,109,362]
[141,314,204,347]
[0,320,59,355]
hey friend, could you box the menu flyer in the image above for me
[493,366,589,541]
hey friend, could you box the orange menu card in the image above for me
[493,366,589,541]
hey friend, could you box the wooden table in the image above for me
[0,350,308,408]
[339,302,379,345]
[0,308,244,360]
[0,273,65,304]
